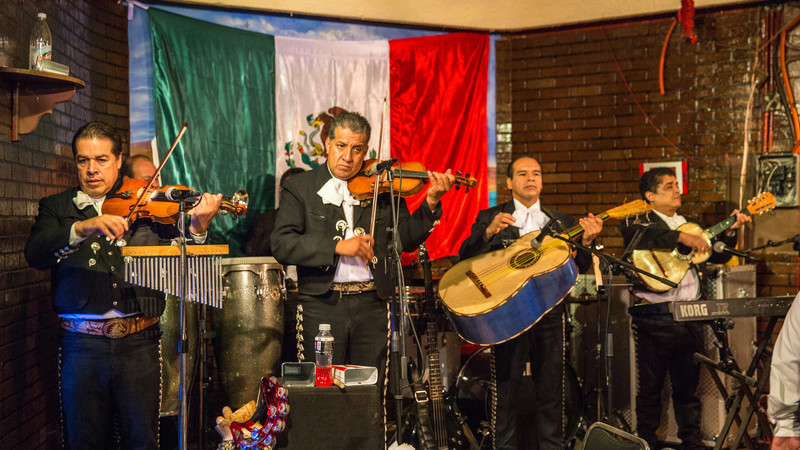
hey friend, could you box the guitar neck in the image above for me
[419,246,449,448]
[426,320,444,401]
[704,215,739,239]
[561,210,614,240]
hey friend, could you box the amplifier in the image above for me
[274,384,382,449]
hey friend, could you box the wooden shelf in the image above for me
[0,67,84,141]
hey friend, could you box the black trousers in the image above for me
[492,304,564,450]
[60,327,161,450]
[633,316,706,449]
[297,290,389,389]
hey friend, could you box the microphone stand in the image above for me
[750,233,800,252]
[548,232,676,428]
[383,168,409,445]
[177,200,189,450]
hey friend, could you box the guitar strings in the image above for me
[468,210,620,287]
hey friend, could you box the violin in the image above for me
[346,159,478,201]
[103,178,249,225]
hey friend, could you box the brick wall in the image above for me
[495,5,799,301]
[1,1,799,447]
[0,1,129,448]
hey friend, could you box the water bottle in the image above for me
[314,324,334,387]
[29,12,52,71]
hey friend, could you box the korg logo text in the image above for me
[679,303,709,317]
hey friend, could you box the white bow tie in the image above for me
[318,177,359,207]
[73,190,95,211]
[511,209,529,229]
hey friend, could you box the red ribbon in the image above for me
[678,0,697,44]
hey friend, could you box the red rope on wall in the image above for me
[659,18,678,95]
[603,29,699,164]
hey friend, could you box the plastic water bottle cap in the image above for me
[38,13,47,19]
[319,323,331,331]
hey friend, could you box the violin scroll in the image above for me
[219,190,249,218]
[455,170,477,193]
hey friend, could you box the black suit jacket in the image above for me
[458,200,593,273]
[270,165,442,298]
[25,186,182,316]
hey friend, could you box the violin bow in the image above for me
[121,122,188,224]
[367,98,387,267]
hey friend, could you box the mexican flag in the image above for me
[149,9,488,260]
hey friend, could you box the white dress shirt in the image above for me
[317,173,372,283]
[769,291,800,436]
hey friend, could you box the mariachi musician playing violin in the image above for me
[271,111,455,391]
[24,121,222,449]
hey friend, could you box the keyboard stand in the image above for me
[696,317,777,450]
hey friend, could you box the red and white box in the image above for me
[332,365,378,386]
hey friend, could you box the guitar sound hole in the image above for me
[509,249,540,269]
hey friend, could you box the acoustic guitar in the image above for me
[439,200,651,345]
[631,192,775,292]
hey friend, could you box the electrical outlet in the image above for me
[757,154,799,207]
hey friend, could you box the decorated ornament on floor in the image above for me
[216,377,289,450]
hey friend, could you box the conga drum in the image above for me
[160,294,198,416]
[214,257,285,408]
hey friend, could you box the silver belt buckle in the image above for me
[102,318,131,338]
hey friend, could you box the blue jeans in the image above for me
[60,328,160,450]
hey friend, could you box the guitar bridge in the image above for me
[466,270,491,298]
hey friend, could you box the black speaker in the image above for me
[275,384,383,449]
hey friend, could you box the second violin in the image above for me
[103,178,248,224]
[347,158,477,201]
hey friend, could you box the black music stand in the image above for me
[694,316,777,450]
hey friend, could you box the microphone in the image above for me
[367,158,399,176]
[713,241,751,259]
[152,187,202,203]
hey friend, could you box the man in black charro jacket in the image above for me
[25,122,221,449]
[270,112,455,390]
[621,167,749,449]
[459,155,603,449]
